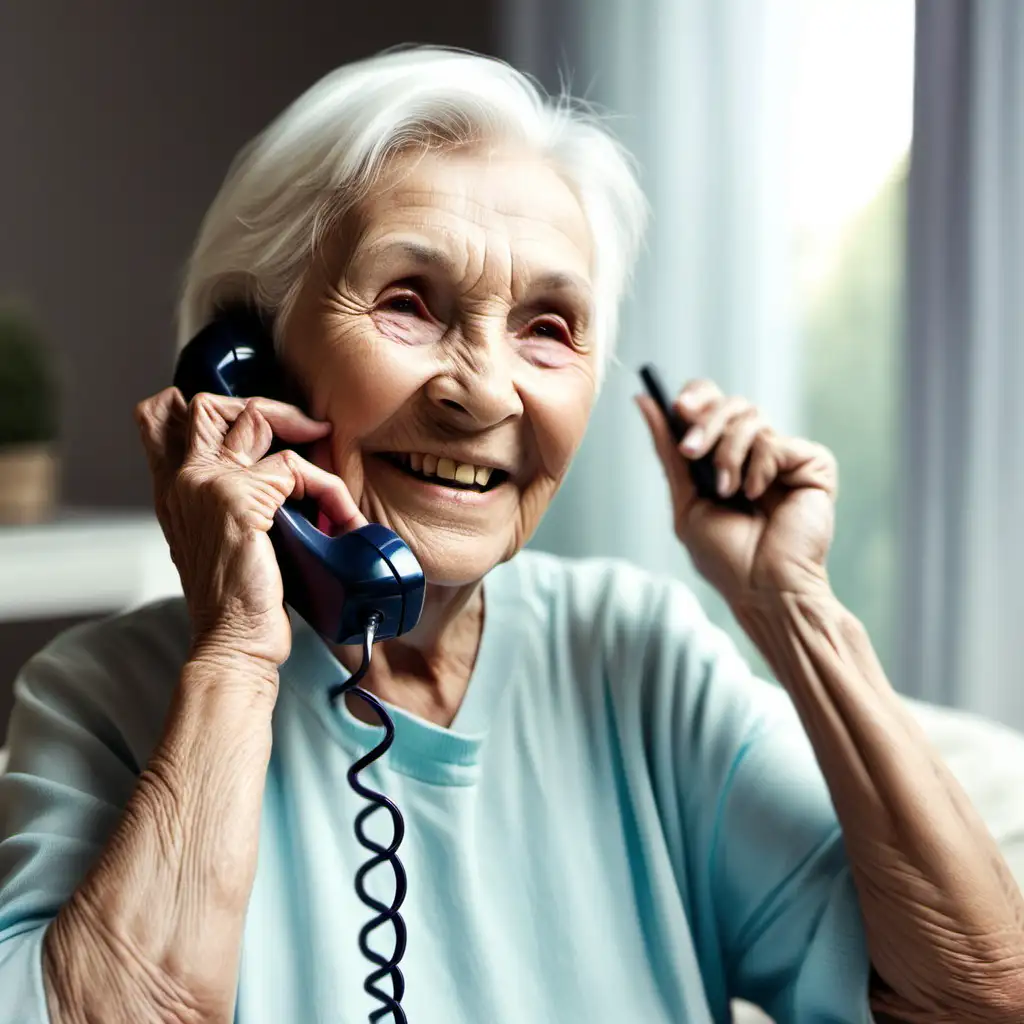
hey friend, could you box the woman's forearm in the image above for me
[42,653,279,1024]
[733,587,1024,1023]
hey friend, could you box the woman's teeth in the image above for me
[388,452,499,491]
[382,452,501,491]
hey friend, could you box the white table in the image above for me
[0,510,181,622]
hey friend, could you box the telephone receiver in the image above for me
[173,307,426,645]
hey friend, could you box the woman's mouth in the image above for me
[375,452,510,493]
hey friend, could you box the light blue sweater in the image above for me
[0,550,872,1022]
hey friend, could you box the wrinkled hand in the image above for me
[637,379,838,604]
[134,388,366,668]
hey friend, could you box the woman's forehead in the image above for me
[349,148,594,279]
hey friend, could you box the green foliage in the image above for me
[802,158,907,673]
[0,304,59,446]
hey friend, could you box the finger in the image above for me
[744,434,838,503]
[256,450,368,533]
[774,436,838,498]
[635,394,696,512]
[713,411,765,497]
[679,395,751,459]
[744,433,779,501]
[232,396,332,442]
[222,399,276,467]
[135,387,189,474]
[673,379,723,421]
[186,393,330,459]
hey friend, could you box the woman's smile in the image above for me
[375,450,511,493]
[368,449,518,511]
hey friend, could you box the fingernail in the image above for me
[679,393,696,409]
[717,469,731,496]
[681,427,703,452]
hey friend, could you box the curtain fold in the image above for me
[901,0,1024,728]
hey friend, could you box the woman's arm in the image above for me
[43,652,277,1024]
[734,586,1024,1022]
[34,385,367,1023]
[637,378,1024,1021]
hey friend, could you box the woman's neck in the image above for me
[333,580,485,728]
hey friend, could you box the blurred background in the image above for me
[0,0,1020,737]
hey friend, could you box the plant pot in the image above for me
[0,442,58,524]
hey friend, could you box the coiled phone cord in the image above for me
[327,613,409,1024]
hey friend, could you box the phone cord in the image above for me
[327,613,409,1024]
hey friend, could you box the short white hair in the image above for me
[175,45,648,376]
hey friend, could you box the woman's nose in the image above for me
[424,343,523,429]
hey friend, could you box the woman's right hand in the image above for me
[134,388,366,669]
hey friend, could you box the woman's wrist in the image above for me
[728,576,888,701]
[743,556,833,605]
[185,634,282,703]
[730,580,845,637]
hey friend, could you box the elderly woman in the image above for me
[1,46,1022,1024]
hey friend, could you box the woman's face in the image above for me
[283,146,597,587]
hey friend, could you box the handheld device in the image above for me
[638,363,757,516]
[174,307,417,1023]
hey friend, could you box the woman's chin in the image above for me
[407,533,514,589]
[362,489,524,586]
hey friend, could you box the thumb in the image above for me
[635,394,697,515]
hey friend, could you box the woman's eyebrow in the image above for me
[531,271,592,299]
[362,240,458,276]
[527,271,594,319]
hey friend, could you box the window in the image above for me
[790,0,915,674]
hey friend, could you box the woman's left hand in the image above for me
[638,379,838,605]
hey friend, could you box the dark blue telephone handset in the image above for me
[173,307,425,646]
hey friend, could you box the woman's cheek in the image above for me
[371,312,446,346]
[517,337,589,371]
[531,381,596,478]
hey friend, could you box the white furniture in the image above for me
[0,510,181,622]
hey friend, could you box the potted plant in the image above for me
[0,303,59,524]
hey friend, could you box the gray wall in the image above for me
[0,0,498,510]
[0,0,498,735]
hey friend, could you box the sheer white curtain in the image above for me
[901,0,1024,729]
[500,0,803,635]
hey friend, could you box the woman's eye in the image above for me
[529,318,570,343]
[385,294,421,315]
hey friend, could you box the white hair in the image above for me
[175,45,648,377]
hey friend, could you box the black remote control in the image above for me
[639,363,757,515]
